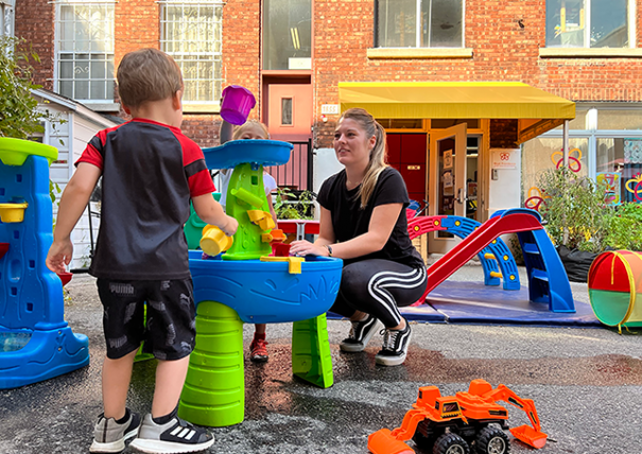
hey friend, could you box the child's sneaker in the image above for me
[339,313,380,352]
[375,321,412,366]
[250,337,269,362]
[129,413,214,454]
[89,408,141,453]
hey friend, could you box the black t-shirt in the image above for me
[76,119,215,280]
[317,167,424,268]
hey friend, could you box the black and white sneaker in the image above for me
[90,408,141,453]
[375,321,412,366]
[129,412,214,454]
[340,313,381,352]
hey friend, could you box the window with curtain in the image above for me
[55,1,115,102]
[160,1,223,104]
[375,0,463,48]
[545,0,633,48]
[1,0,15,37]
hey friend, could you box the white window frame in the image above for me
[53,0,116,106]
[159,0,224,110]
[375,0,465,49]
[0,0,15,38]
[545,0,636,49]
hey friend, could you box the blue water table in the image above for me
[178,140,342,427]
[0,138,89,389]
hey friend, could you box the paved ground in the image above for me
[1,265,641,454]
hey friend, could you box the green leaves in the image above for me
[275,188,315,220]
[0,36,45,139]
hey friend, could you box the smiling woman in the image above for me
[289,108,428,367]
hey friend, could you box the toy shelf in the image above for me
[0,203,28,223]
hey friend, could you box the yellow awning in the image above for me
[338,82,576,143]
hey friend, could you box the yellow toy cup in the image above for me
[200,224,234,257]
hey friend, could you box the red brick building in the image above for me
[13,0,642,253]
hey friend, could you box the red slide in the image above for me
[424,211,544,297]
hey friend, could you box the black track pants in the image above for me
[330,259,428,328]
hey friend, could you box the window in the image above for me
[161,1,223,104]
[55,1,115,102]
[0,0,15,38]
[375,0,463,48]
[546,0,634,48]
[263,0,311,70]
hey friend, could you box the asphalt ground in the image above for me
[1,265,641,454]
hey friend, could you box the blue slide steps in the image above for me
[441,216,520,290]
[510,210,575,313]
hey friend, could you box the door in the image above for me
[429,123,467,253]
[266,83,312,190]
[387,133,428,207]
[267,84,312,142]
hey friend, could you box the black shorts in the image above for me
[97,278,196,360]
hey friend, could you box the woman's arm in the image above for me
[290,203,402,259]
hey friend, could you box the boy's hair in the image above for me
[232,120,270,140]
[117,48,183,109]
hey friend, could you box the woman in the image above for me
[289,108,427,367]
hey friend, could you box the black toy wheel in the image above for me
[475,426,510,454]
[433,433,470,454]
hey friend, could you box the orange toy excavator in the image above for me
[368,379,548,454]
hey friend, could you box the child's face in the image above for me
[239,124,268,140]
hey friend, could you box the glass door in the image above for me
[429,123,467,253]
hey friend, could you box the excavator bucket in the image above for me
[367,429,415,454]
[510,424,548,449]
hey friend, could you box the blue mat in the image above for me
[328,280,600,327]
[424,281,600,326]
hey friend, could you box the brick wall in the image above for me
[313,0,642,147]
[14,0,54,90]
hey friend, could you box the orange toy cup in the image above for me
[200,225,234,257]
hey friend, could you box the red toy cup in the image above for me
[220,85,256,125]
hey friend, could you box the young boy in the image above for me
[46,48,237,454]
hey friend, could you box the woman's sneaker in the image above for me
[90,408,141,453]
[340,314,381,352]
[129,413,214,454]
[375,321,412,366]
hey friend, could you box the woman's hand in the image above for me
[289,240,330,257]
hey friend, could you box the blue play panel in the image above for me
[423,281,600,326]
[327,280,600,327]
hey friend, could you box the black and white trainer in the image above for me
[340,313,381,352]
[129,413,214,454]
[375,321,412,366]
[90,408,141,453]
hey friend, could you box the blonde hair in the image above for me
[232,120,270,140]
[117,48,183,109]
[339,108,388,208]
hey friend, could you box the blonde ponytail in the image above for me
[339,108,388,208]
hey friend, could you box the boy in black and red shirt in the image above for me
[46,48,237,454]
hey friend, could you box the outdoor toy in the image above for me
[184,192,221,249]
[0,138,89,389]
[178,135,342,428]
[368,379,547,454]
[418,208,574,313]
[220,85,257,125]
[407,213,520,292]
[588,250,642,332]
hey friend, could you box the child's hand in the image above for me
[220,215,238,237]
[46,238,74,274]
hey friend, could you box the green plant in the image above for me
[0,36,45,139]
[536,167,610,253]
[603,202,642,251]
[274,188,315,220]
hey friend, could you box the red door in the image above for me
[387,133,427,205]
